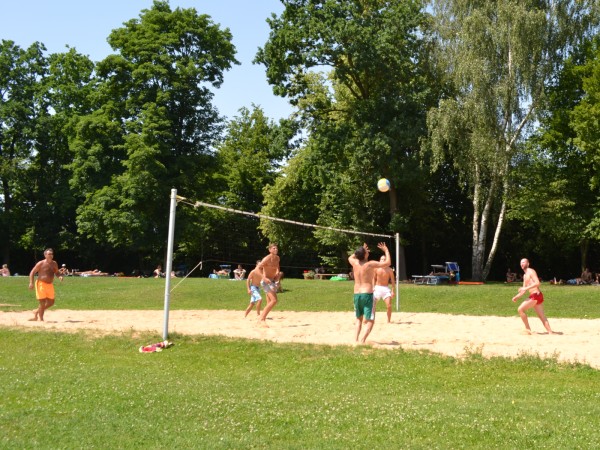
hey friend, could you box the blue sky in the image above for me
[2,0,293,121]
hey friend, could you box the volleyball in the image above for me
[377,178,390,192]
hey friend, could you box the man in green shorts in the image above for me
[348,242,391,344]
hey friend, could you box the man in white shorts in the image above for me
[373,255,395,323]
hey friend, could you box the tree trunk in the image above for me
[483,197,507,280]
[580,239,589,272]
[471,171,498,281]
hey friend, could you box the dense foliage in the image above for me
[0,0,599,281]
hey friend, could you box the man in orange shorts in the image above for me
[29,248,63,321]
[512,258,555,335]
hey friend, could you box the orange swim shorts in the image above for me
[35,280,55,300]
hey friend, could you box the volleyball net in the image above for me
[161,189,400,338]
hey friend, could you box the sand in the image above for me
[1,308,599,368]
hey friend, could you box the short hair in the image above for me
[44,248,54,255]
[354,246,367,261]
[268,243,278,249]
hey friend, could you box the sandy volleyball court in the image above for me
[1,308,599,368]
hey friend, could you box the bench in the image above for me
[315,273,348,280]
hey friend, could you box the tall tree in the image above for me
[256,0,435,279]
[0,41,48,263]
[70,1,238,261]
[510,38,600,272]
[187,106,298,267]
[425,0,598,280]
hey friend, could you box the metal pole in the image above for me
[395,232,400,312]
[163,188,177,340]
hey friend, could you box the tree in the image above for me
[509,38,600,272]
[0,41,58,264]
[70,1,238,262]
[425,0,598,280]
[256,0,435,279]
[185,106,298,267]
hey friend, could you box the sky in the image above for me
[2,0,293,121]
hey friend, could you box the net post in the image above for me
[395,232,400,312]
[163,188,177,340]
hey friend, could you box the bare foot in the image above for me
[28,317,38,322]
[257,320,269,328]
[522,329,533,335]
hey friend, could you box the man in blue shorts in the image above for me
[245,261,263,318]
[348,242,391,344]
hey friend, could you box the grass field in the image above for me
[2,277,600,448]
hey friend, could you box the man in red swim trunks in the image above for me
[29,248,63,321]
[512,258,555,335]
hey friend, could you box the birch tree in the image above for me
[425,0,598,280]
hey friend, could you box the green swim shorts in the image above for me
[354,293,374,320]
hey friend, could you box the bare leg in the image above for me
[256,300,262,316]
[360,320,374,343]
[29,304,41,321]
[244,303,254,318]
[258,292,277,325]
[534,304,555,334]
[354,317,363,342]
[517,300,536,333]
[384,297,392,323]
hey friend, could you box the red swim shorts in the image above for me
[529,291,544,304]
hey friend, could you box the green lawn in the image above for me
[1,277,600,448]
[2,276,600,318]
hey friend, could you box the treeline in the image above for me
[1,1,599,281]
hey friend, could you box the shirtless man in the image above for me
[512,258,555,334]
[348,242,390,344]
[29,248,63,321]
[373,255,395,323]
[257,243,280,327]
[245,260,263,318]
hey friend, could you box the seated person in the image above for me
[1,264,10,277]
[506,268,516,283]
[581,267,593,284]
[59,264,69,276]
[233,264,246,280]
[154,265,164,278]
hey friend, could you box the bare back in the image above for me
[351,261,380,293]
[348,242,391,294]
[374,266,394,287]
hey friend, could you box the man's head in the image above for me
[44,248,54,259]
[268,243,278,254]
[520,258,529,270]
[354,246,368,261]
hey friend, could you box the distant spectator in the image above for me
[1,264,10,277]
[233,264,246,280]
[581,267,593,284]
[59,264,69,276]
[154,265,164,278]
[506,268,516,283]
